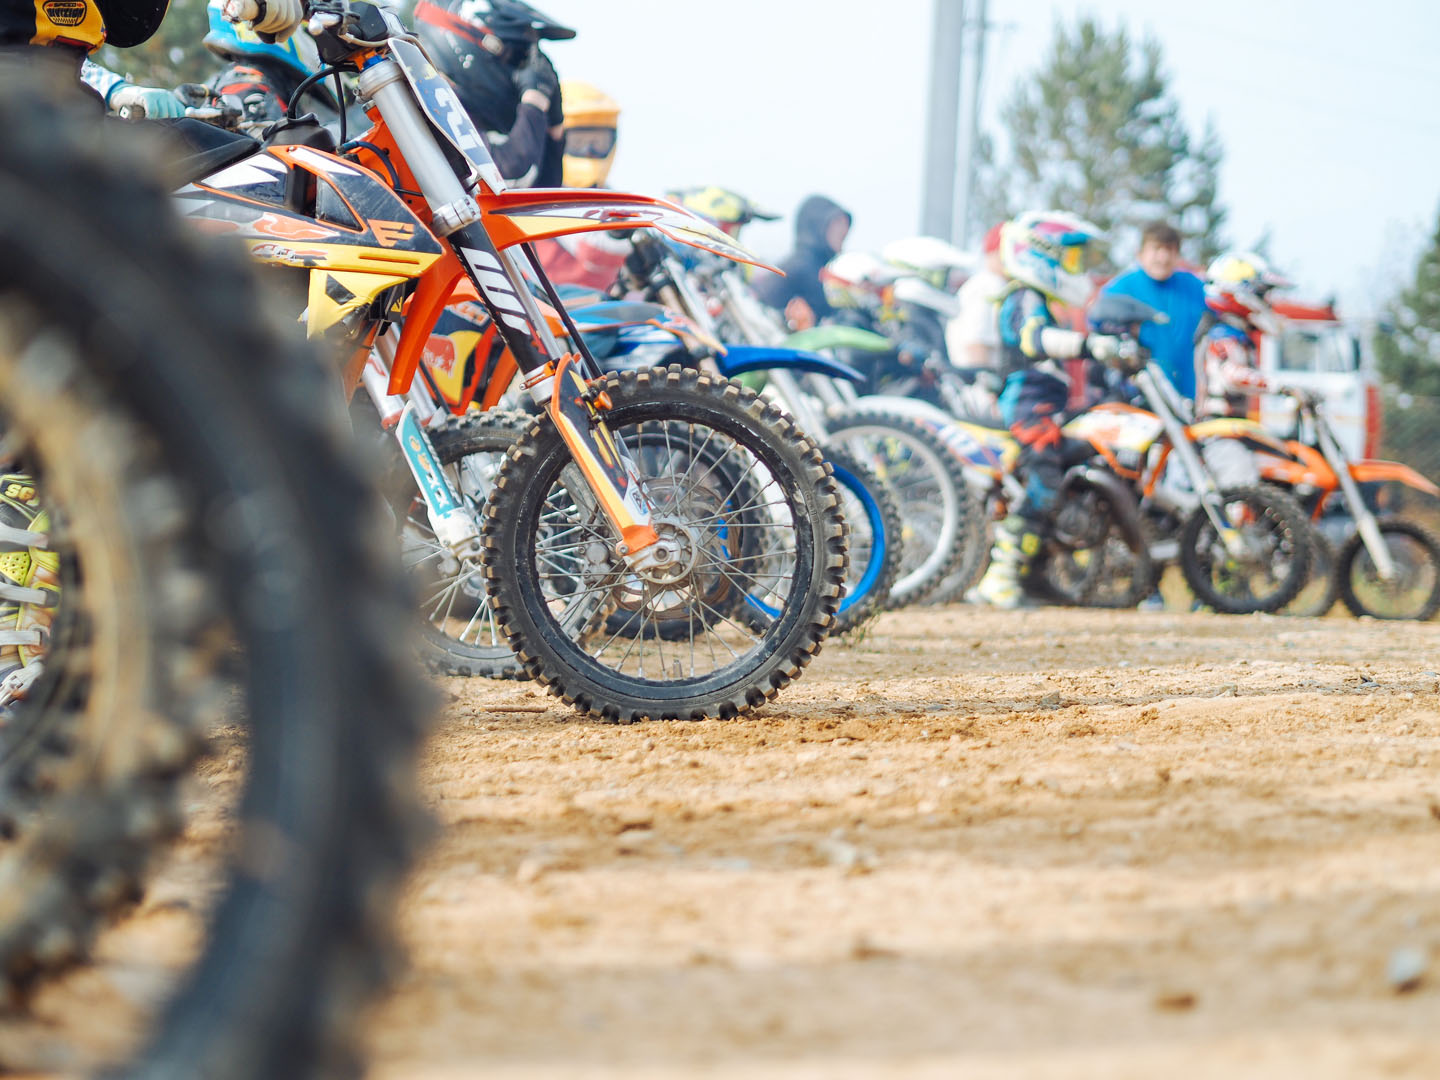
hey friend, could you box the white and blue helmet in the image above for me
[999,210,1106,308]
[203,0,321,80]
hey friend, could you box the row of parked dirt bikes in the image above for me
[2,0,1437,1074]
[0,2,1006,1071]
[788,237,1440,625]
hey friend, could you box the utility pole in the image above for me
[920,0,965,242]
[957,0,989,248]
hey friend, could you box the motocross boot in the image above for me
[0,473,58,716]
[975,514,1041,610]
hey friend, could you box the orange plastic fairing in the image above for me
[1348,460,1440,496]
[1254,441,1331,490]
[389,252,466,395]
[478,188,781,275]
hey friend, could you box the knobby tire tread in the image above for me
[826,408,974,608]
[822,445,905,634]
[0,67,427,1079]
[481,366,846,723]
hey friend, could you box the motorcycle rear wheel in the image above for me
[1179,484,1311,614]
[1336,519,1440,621]
[1281,531,1339,618]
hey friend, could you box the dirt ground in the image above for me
[11,606,1440,1078]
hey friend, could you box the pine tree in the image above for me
[1376,207,1440,397]
[973,16,1227,268]
[1374,206,1440,480]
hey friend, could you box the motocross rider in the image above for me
[536,80,630,290]
[82,0,332,122]
[1196,250,1291,418]
[752,194,852,331]
[672,185,778,240]
[414,0,567,187]
[193,0,338,125]
[974,210,1130,609]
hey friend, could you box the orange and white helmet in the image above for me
[1205,250,1291,329]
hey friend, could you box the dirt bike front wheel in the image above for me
[1336,519,1440,621]
[482,366,846,723]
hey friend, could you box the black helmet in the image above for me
[414,0,574,132]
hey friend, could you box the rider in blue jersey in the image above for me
[1100,221,1208,400]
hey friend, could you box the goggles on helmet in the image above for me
[564,126,617,159]
[1058,244,1085,275]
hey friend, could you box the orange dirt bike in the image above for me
[1057,294,1312,613]
[173,0,845,721]
[1252,386,1440,619]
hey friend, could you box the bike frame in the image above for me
[311,16,770,570]
[1292,395,1440,580]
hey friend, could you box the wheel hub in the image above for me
[635,518,700,586]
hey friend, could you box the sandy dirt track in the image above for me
[366,607,1440,1080]
[6,606,1440,1078]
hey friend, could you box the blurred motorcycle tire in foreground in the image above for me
[0,56,428,1078]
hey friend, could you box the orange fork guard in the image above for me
[549,353,658,555]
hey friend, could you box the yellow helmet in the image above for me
[560,81,620,188]
[669,186,779,237]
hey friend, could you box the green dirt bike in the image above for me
[0,59,426,1076]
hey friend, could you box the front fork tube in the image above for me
[1136,367,1240,555]
[395,403,480,554]
[1316,417,1397,579]
[442,224,660,563]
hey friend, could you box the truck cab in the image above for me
[1256,299,1381,460]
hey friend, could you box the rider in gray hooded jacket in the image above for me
[753,193,851,329]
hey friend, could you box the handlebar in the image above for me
[1276,384,1323,408]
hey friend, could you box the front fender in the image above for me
[712,345,865,383]
[784,325,895,353]
[478,187,778,273]
[1349,460,1440,496]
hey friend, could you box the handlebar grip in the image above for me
[117,102,146,121]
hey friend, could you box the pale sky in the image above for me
[539,0,1440,316]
